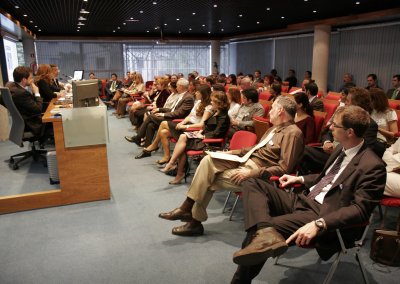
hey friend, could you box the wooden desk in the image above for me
[0,99,111,214]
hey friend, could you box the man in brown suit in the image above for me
[231,105,386,283]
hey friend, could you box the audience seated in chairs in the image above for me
[267,83,281,102]
[115,73,145,118]
[158,96,304,236]
[370,87,398,144]
[140,84,212,163]
[299,87,384,174]
[386,74,400,100]
[231,105,386,283]
[128,77,170,129]
[49,64,64,92]
[160,91,230,185]
[125,78,194,152]
[105,73,123,102]
[229,88,264,137]
[294,92,316,144]
[382,138,400,198]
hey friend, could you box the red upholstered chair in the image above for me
[145,80,154,91]
[378,196,400,228]
[322,99,340,125]
[388,99,400,110]
[313,111,327,143]
[325,91,341,101]
[395,110,400,138]
[259,91,272,101]
[219,131,258,220]
[259,100,272,118]
[317,89,324,98]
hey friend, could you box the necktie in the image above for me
[111,81,116,91]
[392,89,399,100]
[308,151,346,200]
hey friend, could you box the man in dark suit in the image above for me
[105,73,122,101]
[126,78,194,157]
[386,74,400,100]
[231,105,386,283]
[305,82,324,112]
[5,66,43,136]
[299,87,384,174]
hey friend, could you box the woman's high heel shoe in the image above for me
[144,146,159,153]
[160,163,177,173]
[169,174,187,185]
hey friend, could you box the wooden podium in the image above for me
[0,99,111,214]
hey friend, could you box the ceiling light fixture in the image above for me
[15,6,19,9]
[239,14,243,17]
[356,1,360,4]
[178,31,181,33]
[208,31,211,34]
[164,23,167,26]
[192,12,196,15]
[153,1,157,4]
[221,28,224,31]
[266,8,270,11]
[23,14,27,17]
[80,9,90,14]
[126,19,139,22]
[77,22,85,26]
[281,16,285,19]
[213,4,217,8]
[78,16,86,20]
[113,30,115,32]
[29,20,33,23]
[123,23,126,25]
[313,10,317,13]
[218,20,222,23]
[237,25,240,28]
[257,21,260,24]
[147,30,149,32]
[38,29,41,31]
[189,28,192,31]
[176,18,180,21]
[202,24,205,27]
[140,11,143,13]
[117,27,120,29]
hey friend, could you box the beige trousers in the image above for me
[384,172,400,198]
[186,155,259,222]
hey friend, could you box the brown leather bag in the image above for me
[370,215,400,266]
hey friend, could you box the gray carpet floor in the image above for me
[0,112,399,283]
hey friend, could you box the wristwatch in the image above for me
[314,219,325,231]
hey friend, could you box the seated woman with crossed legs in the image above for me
[141,84,212,164]
[161,91,230,184]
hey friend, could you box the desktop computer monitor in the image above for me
[73,70,84,81]
[72,79,100,108]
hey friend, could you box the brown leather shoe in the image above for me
[233,227,288,266]
[172,222,204,236]
[158,208,192,221]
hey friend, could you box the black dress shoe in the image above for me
[158,208,192,221]
[172,221,204,236]
[135,150,151,159]
[125,135,141,146]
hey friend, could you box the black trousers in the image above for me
[136,115,163,147]
[231,178,320,284]
[298,145,330,175]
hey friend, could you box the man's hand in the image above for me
[155,113,164,117]
[286,221,319,246]
[231,119,239,126]
[231,168,252,185]
[31,82,39,94]
[323,142,335,154]
[279,174,303,188]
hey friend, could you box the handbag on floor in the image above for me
[370,215,400,266]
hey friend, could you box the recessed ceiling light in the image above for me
[130,17,134,20]
[80,9,90,14]
[266,8,270,11]
[192,12,196,15]
[29,20,33,23]
[147,30,149,33]
[189,28,192,31]
[313,10,317,13]
[213,4,217,8]
[34,25,38,28]
[221,28,224,31]
[38,29,41,31]
[237,25,240,28]
[153,2,157,4]
[178,31,181,33]
[15,6,19,9]
[117,27,120,29]
[218,20,222,23]
[113,30,115,33]
[123,23,126,25]
[281,16,285,19]
[140,10,143,13]
[256,21,260,24]
[77,30,80,32]
[23,14,27,17]
[202,24,205,27]
[77,22,85,26]
[164,23,167,26]
[176,18,180,21]
[83,0,88,2]
[78,16,86,20]
[239,14,243,17]
[208,31,211,34]
[356,1,360,4]
[154,27,159,30]
[304,0,308,2]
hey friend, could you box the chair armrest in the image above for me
[307,142,322,147]
[186,127,202,132]
[172,119,184,123]
[253,116,270,123]
[203,138,224,144]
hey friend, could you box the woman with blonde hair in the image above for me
[35,64,58,111]
[115,73,145,118]
[161,91,230,184]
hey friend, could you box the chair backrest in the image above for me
[229,130,257,150]
[0,87,25,146]
[313,111,327,143]
[145,80,154,91]
[325,91,341,101]
[259,100,272,118]
[322,99,340,125]
[259,91,272,101]
[252,116,271,142]
[388,99,400,110]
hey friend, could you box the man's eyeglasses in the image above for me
[332,122,347,129]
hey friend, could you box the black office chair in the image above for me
[1,87,47,170]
